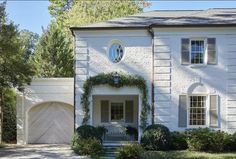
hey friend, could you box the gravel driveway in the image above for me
[0,144,89,159]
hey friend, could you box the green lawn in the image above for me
[142,151,236,159]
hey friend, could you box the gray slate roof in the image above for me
[70,8,236,30]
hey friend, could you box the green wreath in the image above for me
[80,72,150,129]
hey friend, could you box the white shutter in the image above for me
[209,95,219,127]
[178,95,187,127]
[181,38,190,65]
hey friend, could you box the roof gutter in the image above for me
[70,23,236,32]
[150,23,236,28]
[70,26,148,31]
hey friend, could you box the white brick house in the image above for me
[17,8,236,144]
[71,8,236,141]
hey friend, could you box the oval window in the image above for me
[109,43,124,63]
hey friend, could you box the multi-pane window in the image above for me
[111,103,124,121]
[189,96,206,125]
[191,40,205,64]
[109,43,124,63]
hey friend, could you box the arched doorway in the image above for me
[27,102,74,144]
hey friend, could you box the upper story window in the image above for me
[191,40,205,64]
[181,38,216,65]
[109,43,124,63]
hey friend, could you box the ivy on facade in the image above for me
[81,72,150,129]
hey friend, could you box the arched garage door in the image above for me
[28,102,74,144]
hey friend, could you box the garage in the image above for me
[28,102,74,144]
[16,78,74,144]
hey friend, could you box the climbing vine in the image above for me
[81,72,150,129]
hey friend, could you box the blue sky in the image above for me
[4,0,236,34]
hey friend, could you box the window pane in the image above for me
[191,40,204,64]
[189,96,206,126]
[111,103,124,121]
[109,43,124,63]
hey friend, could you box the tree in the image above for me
[0,2,35,143]
[30,22,74,77]
[2,88,16,143]
[48,0,74,18]
[49,0,150,33]
[19,29,39,60]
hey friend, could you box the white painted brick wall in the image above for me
[74,30,152,126]
[74,28,236,133]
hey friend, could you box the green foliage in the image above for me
[0,143,6,148]
[81,72,150,129]
[49,0,150,33]
[19,29,39,60]
[141,124,171,151]
[31,22,74,77]
[95,125,107,140]
[2,88,16,143]
[126,126,138,140]
[141,150,236,159]
[76,125,100,141]
[48,0,73,18]
[116,143,144,159]
[72,135,103,157]
[170,131,188,150]
[227,132,236,151]
[186,128,212,151]
[186,128,231,152]
[0,2,35,89]
[0,2,35,143]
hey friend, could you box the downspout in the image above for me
[70,29,76,132]
[147,27,155,125]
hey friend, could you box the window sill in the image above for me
[187,125,208,129]
[190,64,207,69]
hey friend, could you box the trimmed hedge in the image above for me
[116,143,144,159]
[140,124,236,152]
[75,125,107,142]
[170,131,188,150]
[186,128,232,152]
[141,124,171,151]
[72,134,103,157]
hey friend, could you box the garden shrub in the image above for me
[170,131,188,150]
[76,125,100,140]
[208,130,232,152]
[141,124,171,151]
[72,135,103,157]
[231,132,236,151]
[126,126,138,140]
[225,132,236,151]
[186,128,212,151]
[116,143,144,159]
[186,128,232,152]
[95,125,107,140]
[2,88,16,143]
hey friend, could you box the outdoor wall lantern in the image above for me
[113,72,120,85]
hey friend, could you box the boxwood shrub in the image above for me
[76,125,100,140]
[72,134,103,157]
[141,124,171,151]
[186,128,232,152]
[170,131,188,150]
[116,143,144,159]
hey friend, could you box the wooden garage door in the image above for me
[28,102,74,144]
